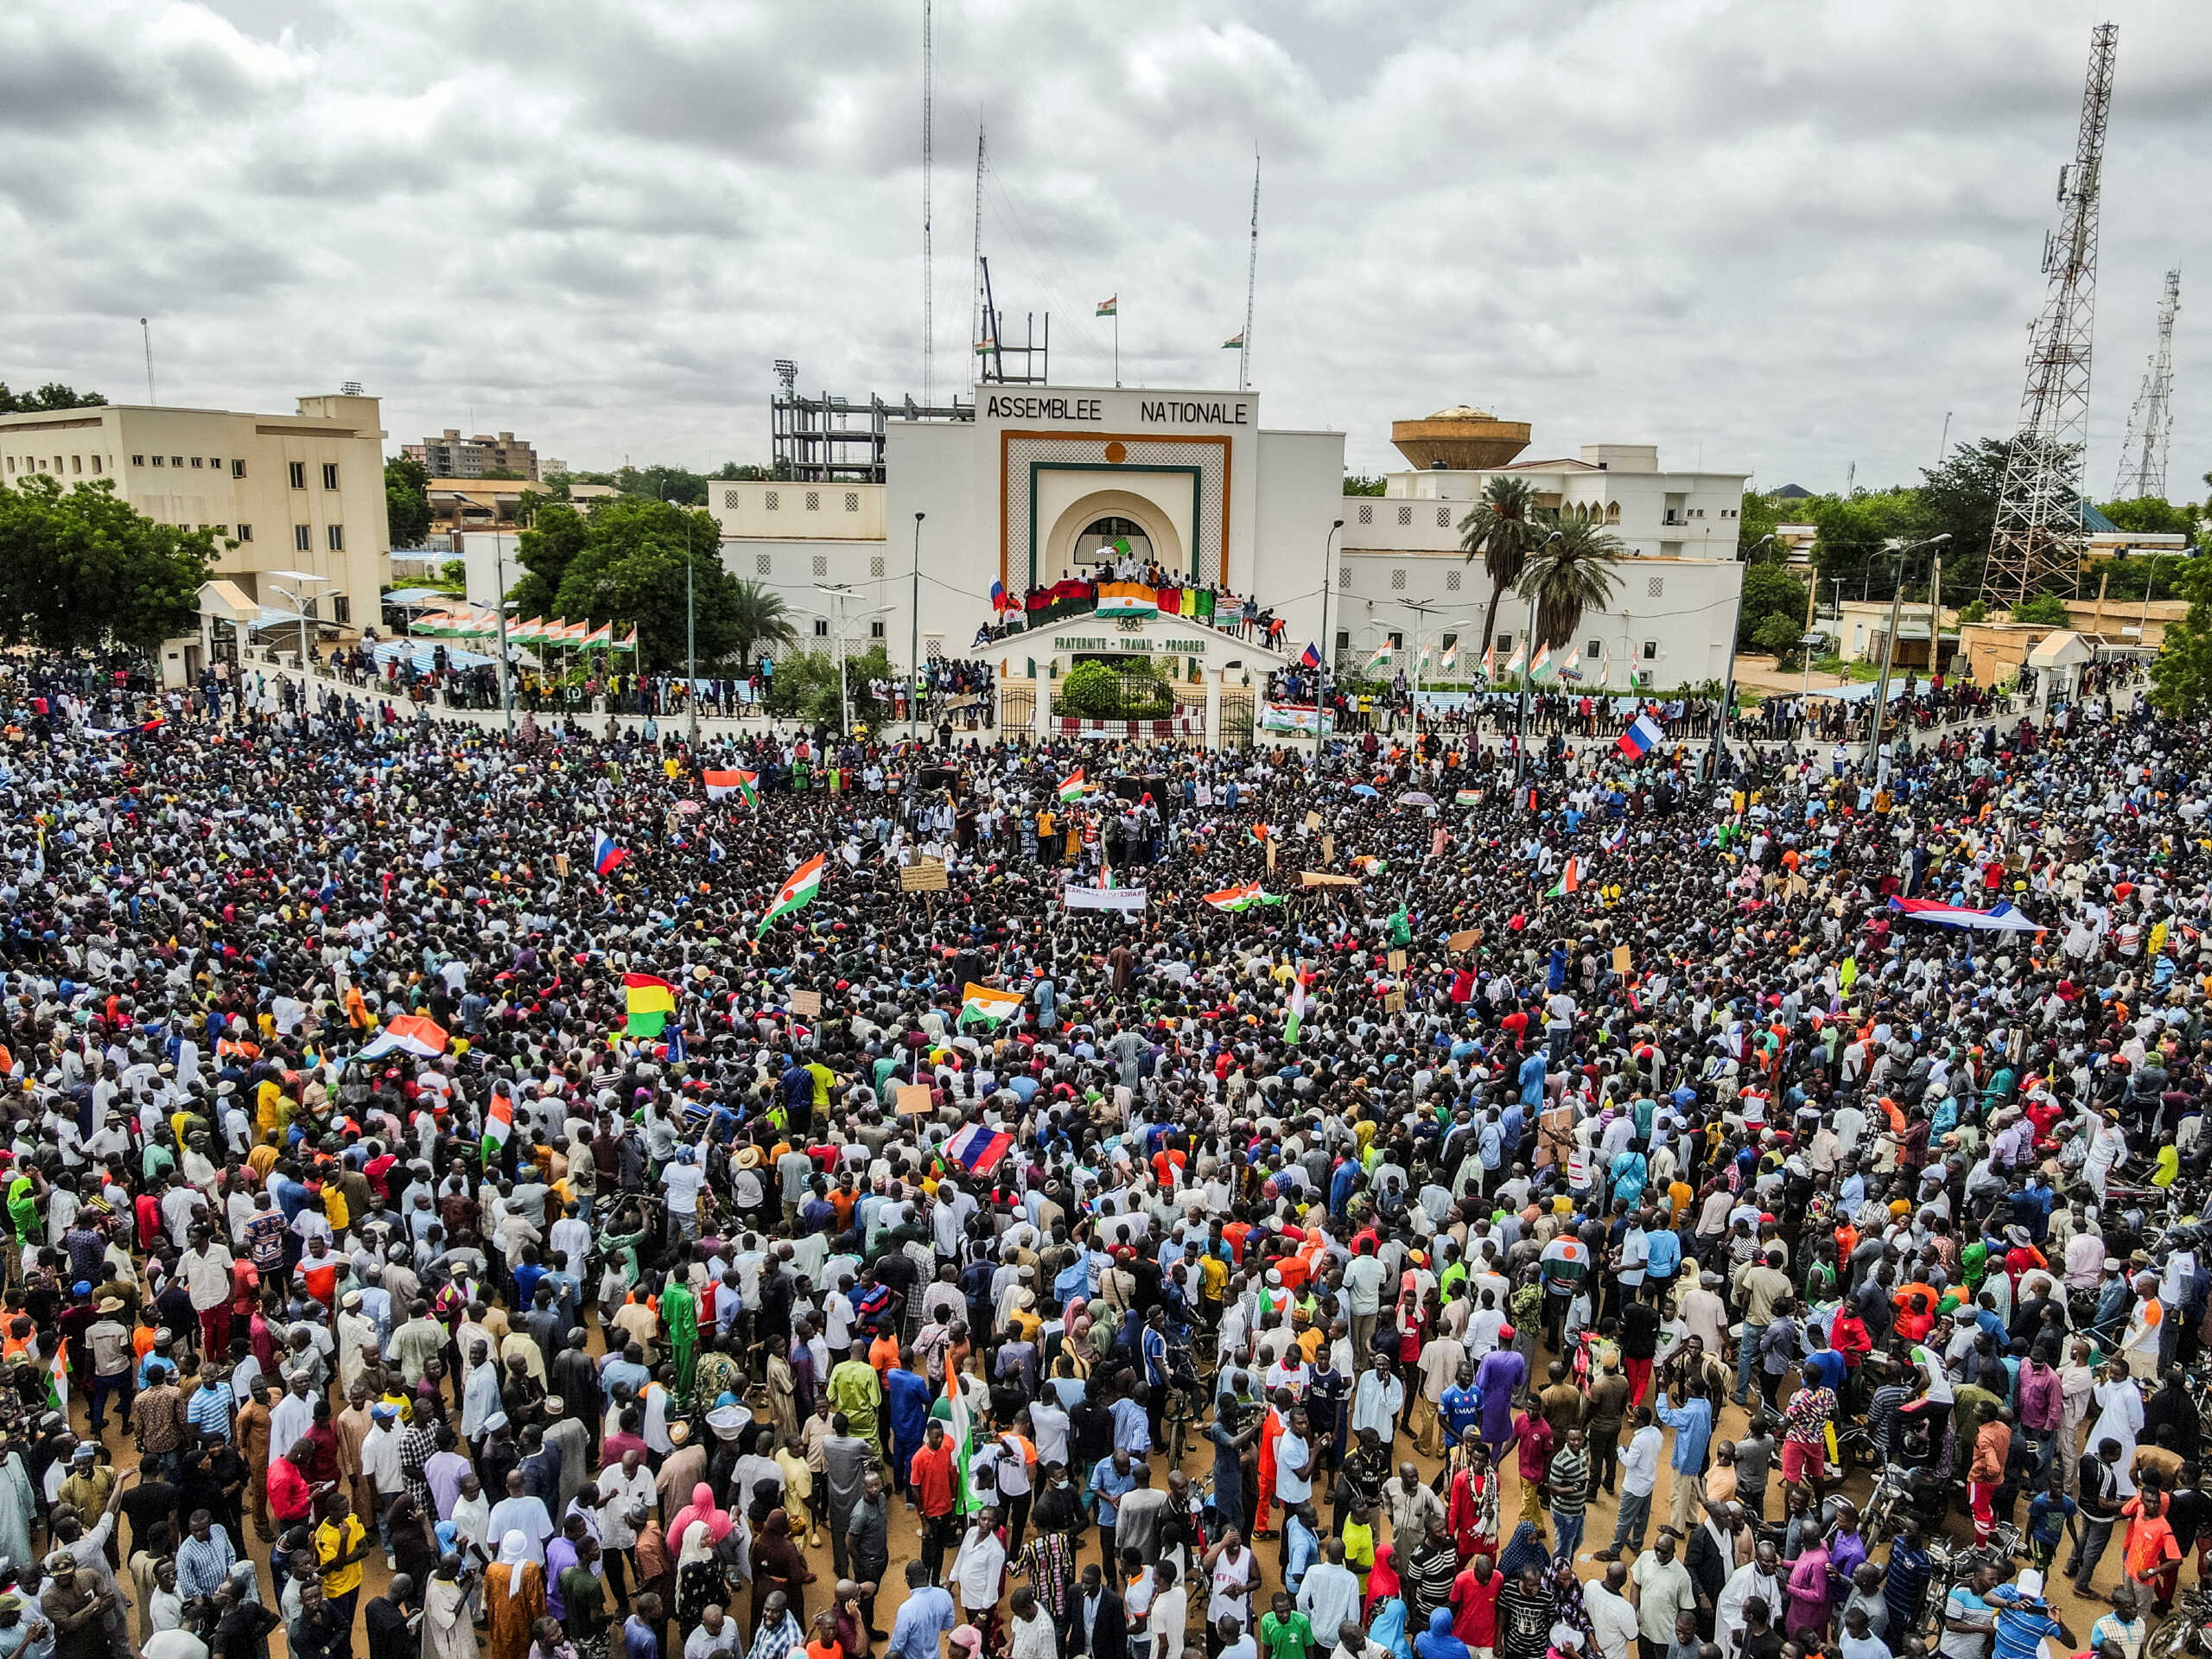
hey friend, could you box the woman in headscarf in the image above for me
[1415,1607,1474,1659]
[747,1508,815,1632]
[486,1532,547,1659]
[668,1484,731,1550]
[1495,1522,1550,1585]
[387,1491,440,1592]
[1367,1552,1414,1659]
[674,1522,722,1630]
[1543,1556,1594,1654]
[1364,1542,1403,1619]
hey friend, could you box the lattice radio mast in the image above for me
[1980,22,2118,607]
[2113,269,2181,499]
[920,0,934,409]
[1237,150,1258,394]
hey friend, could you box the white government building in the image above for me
[673,389,1747,735]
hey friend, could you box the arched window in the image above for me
[1074,515,1153,567]
[1605,500,1622,524]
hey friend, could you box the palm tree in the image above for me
[1517,513,1625,652]
[727,580,797,665]
[1459,475,1543,675]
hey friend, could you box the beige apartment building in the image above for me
[0,391,391,675]
[404,429,539,480]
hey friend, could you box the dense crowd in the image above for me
[0,651,2204,1659]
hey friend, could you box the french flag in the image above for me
[947,1121,1015,1175]
[592,831,628,876]
[1615,712,1665,760]
[1300,642,1322,669]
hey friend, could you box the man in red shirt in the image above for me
[266,1437,315,1532]
[908,1419,958,1584]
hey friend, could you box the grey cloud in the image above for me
[6,0,2212,495]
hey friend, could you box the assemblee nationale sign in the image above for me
[983,394,1253,426]
[1052,632,1210,656]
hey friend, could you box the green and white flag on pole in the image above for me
[1285,972,1310,1044]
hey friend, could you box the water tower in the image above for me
[1389,405,1531,471]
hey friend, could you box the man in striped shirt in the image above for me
[1548,1427,1592,1563]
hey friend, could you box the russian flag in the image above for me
[592,831,628,876]
[946,1121,1015,1175]
[1300,641,1322,669]
[1615,712,1665,759]
[989,580,1009,614]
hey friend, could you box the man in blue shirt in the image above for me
[1653,1382,1713,1533]
[884,1562,956,1659]
[1090,1448,1140,1563]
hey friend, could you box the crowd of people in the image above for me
[0,648,2202,1659]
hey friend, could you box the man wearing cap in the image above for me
[82,1300,132,1440]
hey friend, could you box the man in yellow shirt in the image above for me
[314,1489,372,1627]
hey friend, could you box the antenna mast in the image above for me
[1981,21,2118,607]
[1238,150,1259,394]
[972,128,985,381]
[2113,268,2181,499]
[920,0,934,409]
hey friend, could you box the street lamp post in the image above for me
[911,512,925,741]
[1314,518,1343,770]
[1707,532,1775,783]
[267,569,332,724]
[1512,531,1562,791]
[812,585,895,740]
[1864,532,1950,772]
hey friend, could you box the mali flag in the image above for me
[624,972,677,1037]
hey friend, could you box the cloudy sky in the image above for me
[5,0,2209,495]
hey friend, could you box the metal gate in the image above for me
[1217,687,1255,746]
[1001,681,1036,734]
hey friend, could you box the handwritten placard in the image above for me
[1382,990,1406,1014]
[1447,929,1479,952]
[1265,838,1277,871]
[790,988,823,1019]
[1304,811,1322,831]
[895,1084,932,1116]
[1387,950,1407,972]
[1611,944,1631,974]
[1321,835,1334,865]
[900,860,949,893]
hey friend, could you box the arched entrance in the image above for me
[1072,515,1153,568]
[1041,490,1185,584]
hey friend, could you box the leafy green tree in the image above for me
[542,495,742,670]
[1956,600,1988,624]
[614,464,708,505]
[1736,490,1793,563]
[1754,611,1805,666]
[384,456,433,549]
[1916,438,2024,599]
[0,475,212,652]
[0,383,106,413]
[1518,514,1624,652]
[1460,475,1545,665]
[2011,594,2071,626]
[1808,488,1925,600]
[2152,556,2212,716]
[726,581,798,667]
[709,461,774,480]
[2098,496,2198,537]
[1737,563,1808,649]
[1342,474,1386,497]
[510,502,591,619]
[479,467,529,481]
